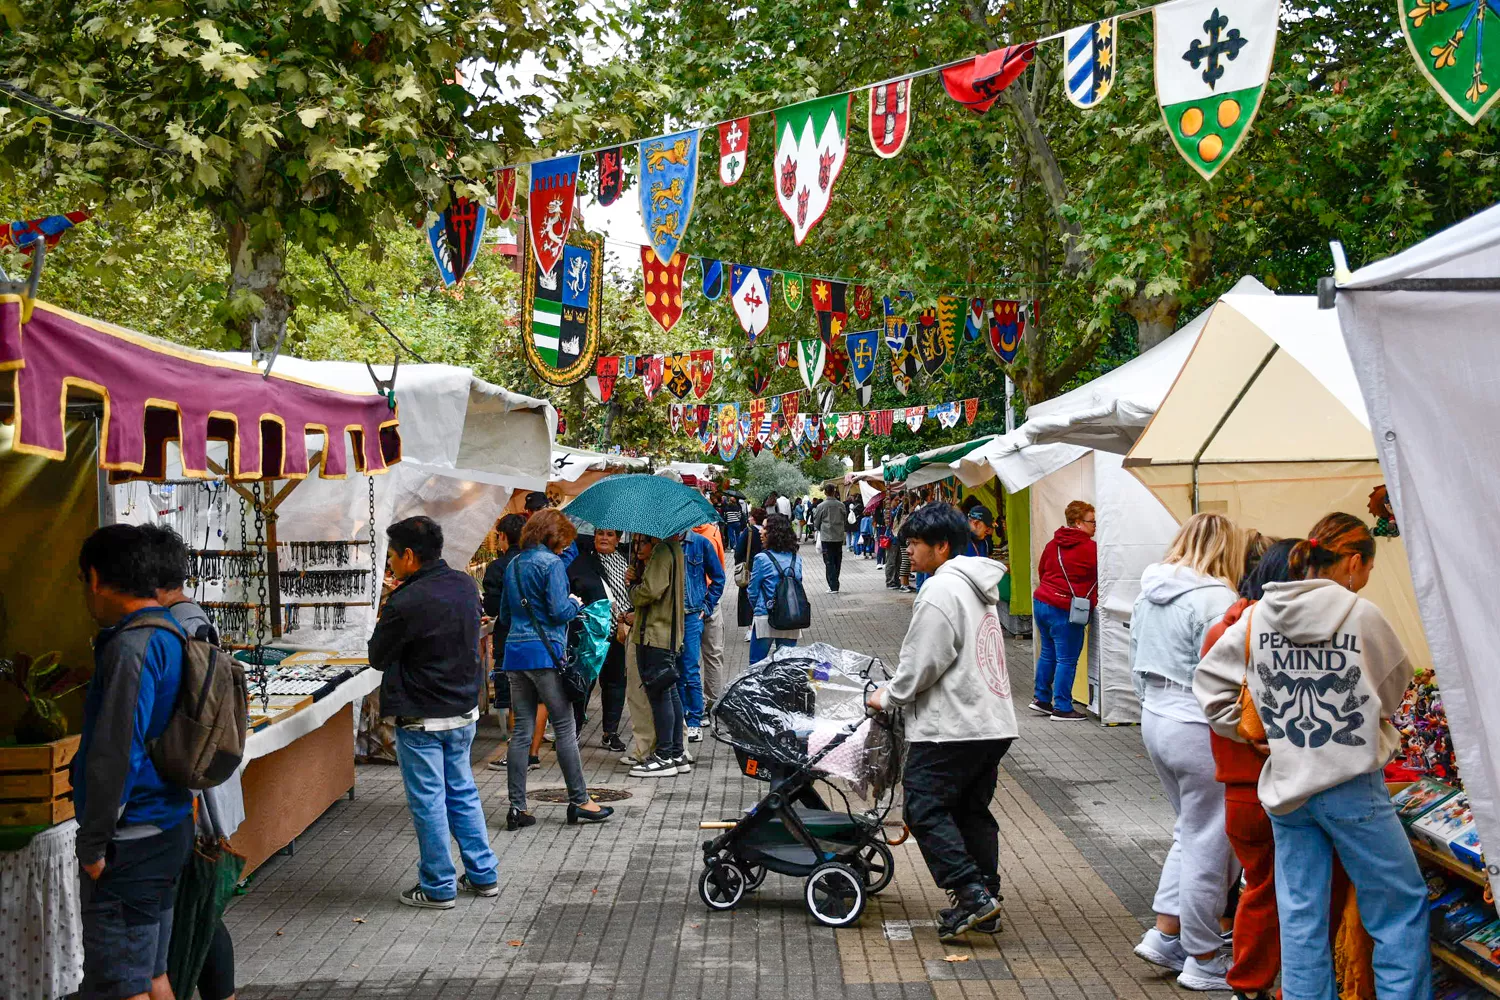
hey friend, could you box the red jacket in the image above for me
[1033,527,1098,612]
[1200,597,1266,799]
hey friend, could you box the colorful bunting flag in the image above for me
[665,354,693,399]
[989,299,1025,363]
[748,362,772,396]
[641,247,686,332]
[427,192,486,286]
[773,94,851,245]
[522,235,601,386]
[1064,18,1119,109]
[783,273,805,311]
[905,406,925,433]
[718,404,740,461]
[1155,0,1280,179]
[941,43,1036,113]
[701,258,725,300]
[852,284,874,322]
[965,297,987,341]
[811,279,849,347]
[719,117,750,185]
[937,296,960,365]
[868,78,915,158]
[528,155,580,278]
[494,168,517,222]
[730,264,775,340]
[965,397,980,425]
[846,329,880,387]
[777,341,792,368]
[781,391,800,424]
[836,414,851,440]
[884,292,917,396]
[691,349,715,398]
[849,412,865,438]
[593,356,619,402]
[797,339,827,390]
[642,355,664,400]
[596,146,627,206]
[914,307,947,375]
[823,342,850,386]
[640,129,699,265]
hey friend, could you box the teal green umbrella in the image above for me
[563,474,718,539]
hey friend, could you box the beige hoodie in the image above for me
[881,556,1018,743]
[1194,578,1411,814]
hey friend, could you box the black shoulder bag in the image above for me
[634,551,681,696]
[509,558,589,702]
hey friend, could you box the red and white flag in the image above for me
[719,118,750,186]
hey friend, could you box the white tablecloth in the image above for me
[244,668,383,761]
[0,820,82,1000]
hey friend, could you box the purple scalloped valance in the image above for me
[1,298,401,481]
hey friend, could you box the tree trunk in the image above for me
[226,222,291,352]
[1125,294,1183,352]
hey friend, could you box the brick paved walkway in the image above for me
[232,547,1204,999]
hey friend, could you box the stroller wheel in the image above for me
[804,862,866,927]
[699,859,747,911]
[737,862,768,891]
[858,841,895,895]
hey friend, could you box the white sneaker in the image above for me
[743,629,752,642]
[629,755,680,778]
[674,755,694,774]
[1176,952,1231,991]
[687,726,702,743]
[1134,928,1187,973]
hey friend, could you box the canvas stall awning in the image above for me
[883,436,997,488]
[1123,292,1431,677]
[1334,202,1500,900]
[0,299,401,481]
[550,447,650,497]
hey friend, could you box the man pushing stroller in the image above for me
[867,503,1018,941]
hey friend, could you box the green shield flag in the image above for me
[783,272,805,311]
[1399,0,1500,124]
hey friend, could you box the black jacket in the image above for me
[370,559,482,718]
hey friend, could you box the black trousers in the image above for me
[599,639,628,736]
[821,541,843,592]
[903,739,1013,892]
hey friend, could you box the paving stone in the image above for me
[234,548,1210,998]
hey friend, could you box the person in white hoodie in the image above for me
[866,504,1016,942]
[1195,513,1430,1000]
[1129,512,1245,991]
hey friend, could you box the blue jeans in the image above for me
[1033,599,1085,712]
[749,632,796,664]
[394,723,499,900]
[1268,771,1431,1000]
[678,609,705,726]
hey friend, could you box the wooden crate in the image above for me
[0,735,80,827]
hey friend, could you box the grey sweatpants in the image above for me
[1141,705,1241,957]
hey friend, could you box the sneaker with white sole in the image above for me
[687,726,703,743]
[673,755,693,774]
[618,753,645,766]
[1177,952,1231,991]
[1134,927,1187,972]
[458,874,499,897]
[400,885,455,909]
[629,755,680,778]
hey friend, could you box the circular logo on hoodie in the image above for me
[975,610,1009,700]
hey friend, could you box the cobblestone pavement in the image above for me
[233,546,1205,1000]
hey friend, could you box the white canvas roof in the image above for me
[954,276,1272,491]
[1336,201,1500,900]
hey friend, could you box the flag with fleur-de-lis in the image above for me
[1400,0,1500,123]
[1155,0,1280,179]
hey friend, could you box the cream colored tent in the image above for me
[549,446,650,499]
[1124,293,1431,671]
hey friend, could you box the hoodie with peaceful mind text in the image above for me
[1193,578,1412,815]
[882,556,1017,743]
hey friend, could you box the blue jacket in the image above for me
[498,545,581,651]
[73,607,193,864]
[683,531,725,615]
[748,550,802,618]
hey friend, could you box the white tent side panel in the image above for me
[1337,202,1500,900]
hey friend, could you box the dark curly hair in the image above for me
[762,513,797,553]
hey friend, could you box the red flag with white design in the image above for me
[965,397,979,425]
[719,118,750,186]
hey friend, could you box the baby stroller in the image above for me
[699,643,905,927]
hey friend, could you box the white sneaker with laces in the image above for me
[687,726,703,742]
[1133,928,1187,972]
[1177,952,1231,991]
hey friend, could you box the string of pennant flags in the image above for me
[660,391,983,464]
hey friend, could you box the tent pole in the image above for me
[1191,344,1280,514]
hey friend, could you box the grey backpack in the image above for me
[123,614,249,789]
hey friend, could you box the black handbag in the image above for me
[634,551,681,696]
[509,559,589,703]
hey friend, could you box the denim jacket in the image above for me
[683,531,725,615]
[498,545,581,650]
[748,550,802,618]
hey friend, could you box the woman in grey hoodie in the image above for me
[1129,512,1245,992]
[1195,513,1429,1000]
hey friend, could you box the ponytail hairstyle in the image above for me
[1162,511,1247,590]
[1288,512,1376,581]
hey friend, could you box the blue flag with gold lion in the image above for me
[639,129,699,266]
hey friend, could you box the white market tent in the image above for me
[118,360,555,652]
[895,278,1267,722]
[549,446,650,498]
[1333,202,1500,899]
[1122,294,1431,681]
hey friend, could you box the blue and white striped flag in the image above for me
[1063,17,1118,109]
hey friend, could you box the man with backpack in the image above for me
[866,504,1016,942]
[369,516,499,908]
[73,524,199,1000]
